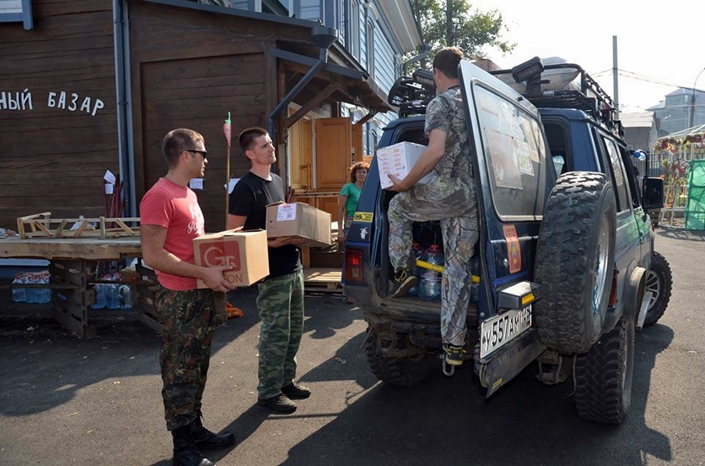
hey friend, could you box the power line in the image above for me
[592,68,701,90]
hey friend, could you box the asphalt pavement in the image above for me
[0,227,704,466]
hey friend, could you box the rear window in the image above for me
[474,85,549,219]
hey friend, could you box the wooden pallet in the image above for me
[304,267,342,292]
[17,212,141,239]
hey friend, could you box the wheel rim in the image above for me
[645,269,661,309]
[591,217,610,315]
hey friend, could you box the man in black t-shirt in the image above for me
[227,127,310,414]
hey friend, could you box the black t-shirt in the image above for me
[228,171,301,278]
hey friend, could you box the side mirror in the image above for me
[643,177,664,210]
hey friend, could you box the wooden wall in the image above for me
[129,1,310,232]
[0,0,351,234]
[0,0,117,230]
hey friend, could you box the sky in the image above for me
[467,0,705,113]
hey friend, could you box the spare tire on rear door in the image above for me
[533,172,617,354]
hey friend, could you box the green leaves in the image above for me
[409,0,514,61]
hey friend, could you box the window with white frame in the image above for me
[349,0,360,58]
[0,0,33,30]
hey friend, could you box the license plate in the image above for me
[480,306,532,359]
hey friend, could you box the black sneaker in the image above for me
[257,394,297,414]
[281,382,311,400]
[444,344,466,366]
[389,269,418,298]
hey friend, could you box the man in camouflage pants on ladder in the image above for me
[387,47,479,369]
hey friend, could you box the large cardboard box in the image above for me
[376,141,434,189]
[193,229,269,288]
[266,202,332,248]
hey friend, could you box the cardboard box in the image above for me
[376,141,434,189]
[193,229,269,288]
[266,202,332,248]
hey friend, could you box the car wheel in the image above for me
[364,327,435,387]
[643,251,672,327]
[574,317,635,424]
[533,172,617,354]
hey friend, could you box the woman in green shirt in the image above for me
[337,161,369,244]
[337,161,369,302]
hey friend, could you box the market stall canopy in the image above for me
[654,124,705,153]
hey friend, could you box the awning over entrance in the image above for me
[269,46,392,125]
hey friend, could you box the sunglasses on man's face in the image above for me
[186,149,208,159]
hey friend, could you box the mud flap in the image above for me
[479,330,546,397]
[636,291,653,331]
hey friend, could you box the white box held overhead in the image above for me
[376,142,434,190]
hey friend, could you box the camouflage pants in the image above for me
[256,269,305,399]
[155,283,216,431]
[388,179,479,346]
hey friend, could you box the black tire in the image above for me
[364,327,435,387]
[643,251,672,327]
[533,172,617,354]
[574,317,635,424]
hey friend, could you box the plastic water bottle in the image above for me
[106,284,120,309]
[36,287,52,304]
[419,244,443,300]
[35,271,51,304]
[25,288,36,303]
[11,274,27,303]
[91,284,107,309]
[408,242,425,296]
[12,286,27,303]
[25,273,39,303]
[118,285,133,310]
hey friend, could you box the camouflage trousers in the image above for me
[388,179,479,346]
[256,269,305,399]
[155,283,216,431]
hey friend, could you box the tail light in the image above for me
[345,249,363,282]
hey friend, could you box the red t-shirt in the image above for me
[139,178,205,290]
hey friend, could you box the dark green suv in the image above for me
[343,58,672,424]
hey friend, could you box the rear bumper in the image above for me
[478,329,545,397]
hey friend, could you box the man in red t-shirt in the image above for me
[140,128,236,466]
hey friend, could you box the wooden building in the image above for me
[0,0,423,232]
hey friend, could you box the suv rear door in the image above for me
[458,61,555,358]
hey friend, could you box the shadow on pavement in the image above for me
[279,324,674,466]
[0,283,362,421]
[0,286,262,417]
[656,226,705,241]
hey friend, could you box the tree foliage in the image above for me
[409,0,514,62]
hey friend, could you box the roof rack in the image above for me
[387,69,435,118]
[385,59,624,139]
[489,61,624,138]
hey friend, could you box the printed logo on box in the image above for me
[199,241,242,271]
[277,204,297,222]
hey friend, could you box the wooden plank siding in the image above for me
[0,0,395,235]
[128,0,310,232]
[0,0,117,229]
[137,54,266,232]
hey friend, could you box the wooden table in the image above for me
[0,236,147,337]
[0,236,142,261]
[0,235,342,336]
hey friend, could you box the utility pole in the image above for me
[689,67,705,129]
